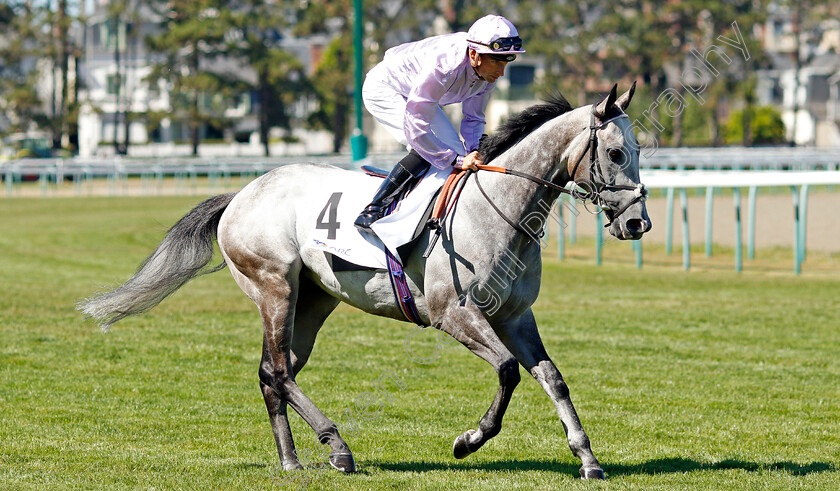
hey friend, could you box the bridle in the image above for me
[569,108,647,220]
[472,104,647,243]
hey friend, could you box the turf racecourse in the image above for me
[2,195,839,490]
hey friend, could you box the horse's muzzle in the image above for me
[609,201,651,240]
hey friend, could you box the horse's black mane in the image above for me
[478,93,573,164]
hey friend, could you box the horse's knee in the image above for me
[499,357,521,388]
[538,363,570,399]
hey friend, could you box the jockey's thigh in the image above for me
[363,69,411,146]
[363,67,466,157]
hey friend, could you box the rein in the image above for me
[472,106,647,243]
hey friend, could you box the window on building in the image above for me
[106,74,118,95]
[771,79,783,104]
[102,20,126,51]
[809,75,829,103]
[170,121,185,143]
[508,65,536,101]
[203,123,224,142]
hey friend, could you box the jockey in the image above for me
[354,14,525,232]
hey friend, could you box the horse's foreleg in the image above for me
[498,311,605,480]
[531,359,604,479]
[436,304,521,459]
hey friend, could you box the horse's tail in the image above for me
[78,192,237,331]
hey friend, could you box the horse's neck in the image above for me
[463,110,585,253]
[501,111,585,182]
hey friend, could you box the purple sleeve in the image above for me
[403,68,460,169]
[461,87,493,152]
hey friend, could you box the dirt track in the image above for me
[557,189,840,254]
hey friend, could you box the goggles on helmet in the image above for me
[468,36,523,52]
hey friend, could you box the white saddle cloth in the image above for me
[303,165,451,269]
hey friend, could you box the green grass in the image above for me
[1,196,839,490]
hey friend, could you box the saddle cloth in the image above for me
[304,165,452,269]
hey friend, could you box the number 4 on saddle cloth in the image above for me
[304,164,459,326]
[304,163,453,272]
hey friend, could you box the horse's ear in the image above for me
[594,84,618,117]
[616,81,637,111]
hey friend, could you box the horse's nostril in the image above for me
[626,218,643,233]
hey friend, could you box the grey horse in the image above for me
[79,83,651,480]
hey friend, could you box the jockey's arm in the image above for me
[404,70,460,169]
[461,89,492,151]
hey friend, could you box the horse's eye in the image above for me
[608,149,622,162]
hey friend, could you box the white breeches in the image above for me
[362,65,466,157]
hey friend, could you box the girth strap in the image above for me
[382,195,425,326]
[385,247,425,326]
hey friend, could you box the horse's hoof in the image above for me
[453,429,476,459]
[329,453,356,473]
[282,459,303,471]
[580,466,605,480]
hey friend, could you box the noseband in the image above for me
[471,105,647,244]
[568,107,647,224]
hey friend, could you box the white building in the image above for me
[76,2,333,158]
[755,7,840,146]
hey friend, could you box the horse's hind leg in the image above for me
[261,276,340,471]
[498,310,604,480]
[260,342,300,470]
[434,303,521,459]
[237,256,354,473]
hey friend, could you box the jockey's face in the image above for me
[469,49,509,84]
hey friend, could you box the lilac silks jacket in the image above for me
[371,32,495,169]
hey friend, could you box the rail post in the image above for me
[680,188,690,271]
[734,187,742,272]
[704,186,714,257]
[747,186,757,260]
[665,186,675,254]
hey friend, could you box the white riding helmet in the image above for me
[466,15,526,61]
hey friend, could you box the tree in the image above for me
[775,0,840,145]
[105,0,144,155]
[106,1,127,154]
[725,105,786,145]
[0,1,49,139]
[146,0,232,156]
[306,35,352,153]
[698,3,766,147]
[292,0,358,153]
[578,1,767,147]
[47,0,73,151]
[517,1,614,105]
[225,0,306,156]
[294,0,484,152]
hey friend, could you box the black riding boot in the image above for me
[354,163,416,231]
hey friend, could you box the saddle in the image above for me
[361,164,470,255]
[360,164,471,327]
